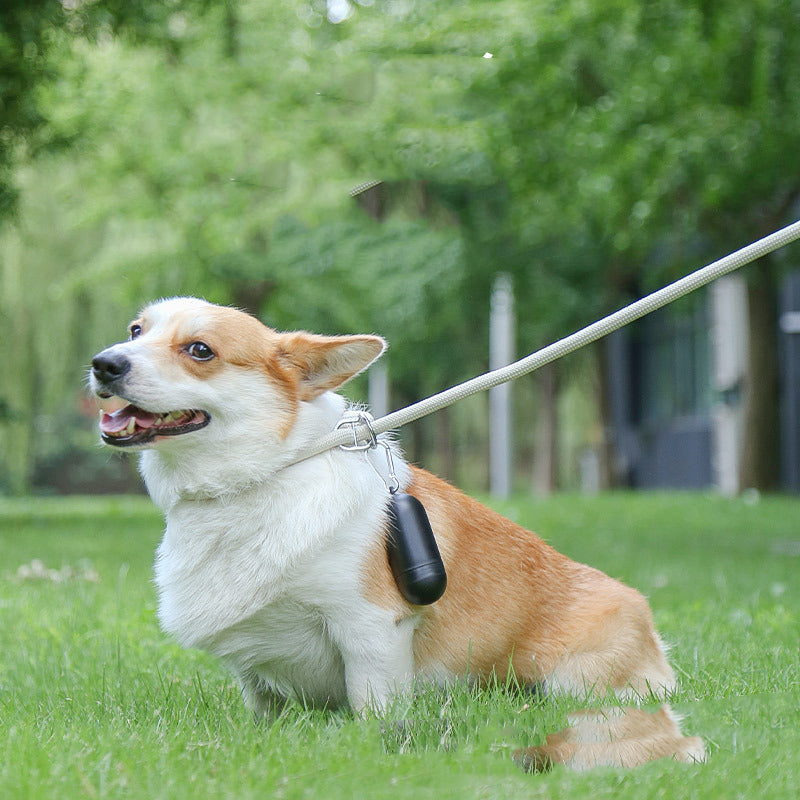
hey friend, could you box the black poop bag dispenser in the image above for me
[335,410,446,605]
[386,489,447,605]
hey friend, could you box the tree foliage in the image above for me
[486,0,800,262]
[1,0,800,492]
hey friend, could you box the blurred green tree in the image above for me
[2,0,799,493]
[472,0,800,489]
[0,0,216,492]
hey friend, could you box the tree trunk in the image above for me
[223,0,240,60]
[434,406,455,482]
[594,342,615,489]
[532,364,559,495]
[231,279,275,317]
[740,259,780,490]
[1,246,35,494]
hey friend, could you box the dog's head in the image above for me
[90,297,385,453]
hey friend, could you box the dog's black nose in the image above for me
[92,351,131,385]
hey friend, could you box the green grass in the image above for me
[1,492,798,798]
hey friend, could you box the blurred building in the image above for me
[605,270,800,493]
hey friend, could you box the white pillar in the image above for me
[490,273,515,497]
[710,276,749,495]
[368,360,389,419]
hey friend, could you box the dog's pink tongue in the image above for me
[100,405,158,433]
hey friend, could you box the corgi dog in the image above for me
[90,296,704,770]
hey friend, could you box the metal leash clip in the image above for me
[335,410,400,493]
[334,410,378,452]
[379,439,401,494]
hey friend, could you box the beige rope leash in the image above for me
[289,219,800,465]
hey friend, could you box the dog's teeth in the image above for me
[126,418,136,434]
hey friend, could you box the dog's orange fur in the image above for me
[132,304,291,381]
[130,303,384,436]
[363,467,702,769]
[364,467,673,693]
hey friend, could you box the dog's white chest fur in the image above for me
[151,439,414,710]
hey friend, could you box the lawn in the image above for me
[1,491,798,799]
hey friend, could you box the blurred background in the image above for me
[1,0,799,498]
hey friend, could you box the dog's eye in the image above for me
[186,341,215,361]
[129,324,143,340]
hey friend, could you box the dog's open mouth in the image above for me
[99,405,210,447]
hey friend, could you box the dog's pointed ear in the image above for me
[277,332,387,400]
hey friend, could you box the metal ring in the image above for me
[334,410,378,451]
